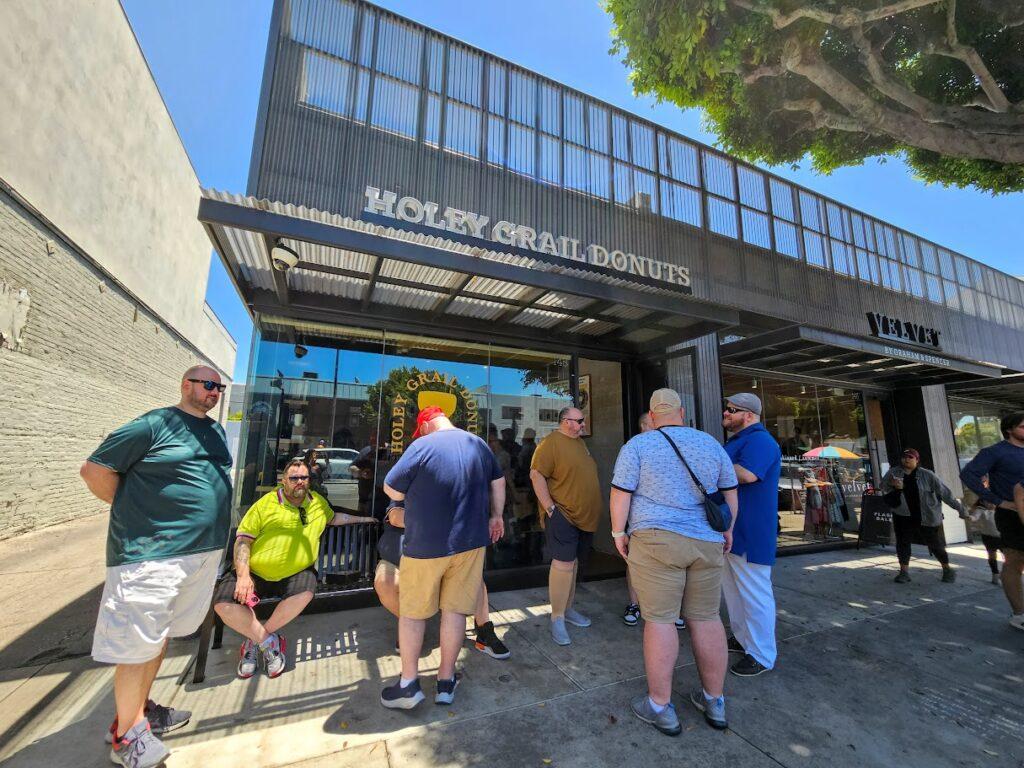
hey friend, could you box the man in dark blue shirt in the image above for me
[960,412,1024,632]
[718,393,782,677]
[379,406,505,708]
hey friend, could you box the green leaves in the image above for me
[605,0,1024,192]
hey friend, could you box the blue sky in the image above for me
[122,0,1023,382]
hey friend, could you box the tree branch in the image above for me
[729,0,941,30]
[783,41,1024,162]
[739,64,788,84]
[932,0,1011,113]
[779,99,869,133]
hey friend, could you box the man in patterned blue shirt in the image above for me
[610,388,738,737]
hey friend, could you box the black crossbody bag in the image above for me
[656,427,732,533]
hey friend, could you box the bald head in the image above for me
[182,365,219,383]
[178,365,223,417]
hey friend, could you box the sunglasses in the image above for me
[296,507,307,526]
[187,378,226,393]
[723,406,750,415]
[563,417,586,425]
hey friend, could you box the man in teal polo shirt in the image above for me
[81,365,232,768]
[213,458,374,679]
[718,393,782,677]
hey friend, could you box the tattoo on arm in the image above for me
[234,538,252,572]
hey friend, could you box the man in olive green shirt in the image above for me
[530,406,603,646]
[214,457,374,679]
[81,365,231,767]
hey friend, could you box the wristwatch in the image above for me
[547,504,559,516]
[611,530,627,539]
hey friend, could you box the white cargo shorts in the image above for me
[91,550,220,665]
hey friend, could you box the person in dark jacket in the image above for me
[960,412,1024,632]
[880,448,963,583]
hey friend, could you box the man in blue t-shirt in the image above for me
[718,393,782,678]
[379,406,505,710]
[960,412,1024,632]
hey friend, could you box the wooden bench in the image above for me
[179,518,379,684]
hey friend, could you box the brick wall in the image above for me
[0,188,232,539]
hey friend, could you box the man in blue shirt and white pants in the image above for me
[719,393,782,677]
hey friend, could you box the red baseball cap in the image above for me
[411,406,446,438]
[901,448,920,461]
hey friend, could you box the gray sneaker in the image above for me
[260,633,286,678]
[689,687,728,730]
[110,720,170,768]
[630,694,681,736]
[564,608,592,628]
[104,700,190,744]
[550,617,571,646]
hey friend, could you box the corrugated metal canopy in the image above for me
[719,325,1004,389]
[200,189,739,357]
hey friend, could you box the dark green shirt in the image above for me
[89,406,233,566]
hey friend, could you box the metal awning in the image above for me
[945,373,1024,408]
[200,190,738,358]
[719,325,1005,389]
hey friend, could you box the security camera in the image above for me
[294,344,308,358]
[271,241,299,272]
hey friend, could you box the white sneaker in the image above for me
[1010,614,1024,632]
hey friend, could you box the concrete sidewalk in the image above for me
[1,526,1022,767]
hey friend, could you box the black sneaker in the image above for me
[435,674,461,705]
[727,635,745,654]
[380,678,425,710]
[623,603,641,626]
[731,654,769,677]
[474,622,511,659]
[894,571,911,584]
[941,567,956,583]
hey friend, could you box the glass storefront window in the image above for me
[721,371,873,547]
[235,319,571,572]
[948,398,1004,468]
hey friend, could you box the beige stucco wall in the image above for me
[0,0,234,373]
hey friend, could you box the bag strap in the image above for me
[655,427,709,499]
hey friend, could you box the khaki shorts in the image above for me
[398,547,485,620]
[627,528,723,623]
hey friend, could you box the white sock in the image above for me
[648,696,666,713]
[400,676,417,687]
[703,688,722,703]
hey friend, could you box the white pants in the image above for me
[721,552,777,669]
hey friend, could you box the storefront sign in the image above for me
[389,369,480,456]
[866,312,941,350]
[881,345,951,368]
[364,186,692,290]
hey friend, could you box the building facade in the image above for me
[0,0,237,537]
[209,0,1024,586]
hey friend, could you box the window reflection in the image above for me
[721,371,873,547]
[236,320,571,571]
[949,398,1004,468]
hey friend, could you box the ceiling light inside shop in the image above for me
[864,358,888,364]
[817,358,833,363]
[846,363,861,367]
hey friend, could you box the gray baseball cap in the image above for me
[725,392,762,416]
